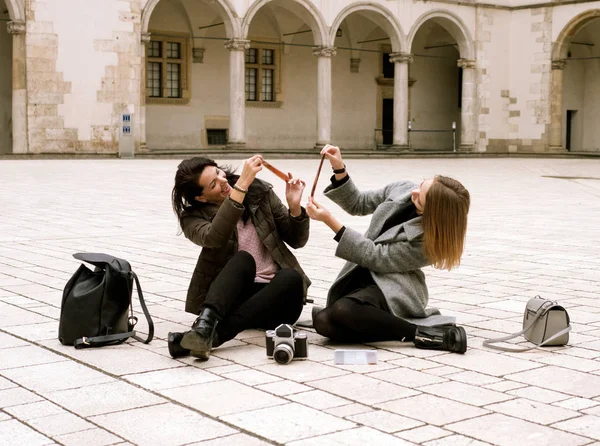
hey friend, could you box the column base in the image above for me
[226,142,246,150]
[389,144,410,152]
[457,143,475,152]
[547,145,567,153]
[314,143,326,151]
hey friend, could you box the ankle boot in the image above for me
[414,325,467,354]
[167,332,190,358]
[180,308,221,359]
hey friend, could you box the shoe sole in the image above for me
[190,350,210,360]
[453,326,468,354]
[180,331,212,356]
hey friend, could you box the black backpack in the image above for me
[59,253,154,349]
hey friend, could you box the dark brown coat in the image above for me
[182,179,311,315]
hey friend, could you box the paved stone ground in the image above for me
[1,158,600,446]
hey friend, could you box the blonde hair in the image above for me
[422,175,470,270]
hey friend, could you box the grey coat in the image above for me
[324,178,440,319]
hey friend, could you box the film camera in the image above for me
[265,324,308,364]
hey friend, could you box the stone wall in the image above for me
[0,20,12,154]
[8,0,600,154]
[25,0,143,153]
[474,6,493,152]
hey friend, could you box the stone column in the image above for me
[457,58,476,151]
[312,46,336,149]
[139,32,151,151]
[225,39,250,149]
[8,21,27,154]
[549,59,566,151]
[389,52,412,149]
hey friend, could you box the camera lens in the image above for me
[273,344,294,364]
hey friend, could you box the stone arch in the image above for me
[553,9,600,60]
[4,0,25,22]
[141,0,241,38]
[407,10,474,59]
[329,2,405,52]
[242,0,328,46]
[170,0,195,37]
[549,9,600,151]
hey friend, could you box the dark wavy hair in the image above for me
[171,157,236,229]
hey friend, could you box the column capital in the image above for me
[312,46,337,57]
[193,48,205,63]
[457,58,476,69]
[224,39,251,51]
[389,52,413,64]
[141,32,151,43]
[551,59,566,70]
[7,21,26,35]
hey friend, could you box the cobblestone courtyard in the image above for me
[1,157,600,446]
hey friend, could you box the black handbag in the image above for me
[58,253,154,349]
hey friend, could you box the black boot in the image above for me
[180,308,221,360]
[414,325,467,354]
[167,332,190,358]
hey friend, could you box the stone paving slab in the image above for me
[90,403,237,445]
[1,158,600,445]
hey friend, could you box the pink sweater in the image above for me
[237,218,280,283]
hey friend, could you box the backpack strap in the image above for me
[130,271,154,344]
[74,331,134,349]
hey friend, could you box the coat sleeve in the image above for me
[269,189,310,249]
[182,198,244,248]
[324,179,412,216]
[335,227,430,273]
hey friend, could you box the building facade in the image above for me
[0,0,598,155]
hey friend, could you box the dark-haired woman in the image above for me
[307,145,471,354]
[168,155,311,360]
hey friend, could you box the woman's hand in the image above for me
[286,173,306,217]
[237,155,263,189]
[306,197,343,233]
[321,144,344,171]
[306,197,331,222]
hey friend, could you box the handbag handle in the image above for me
[483,302,571,352]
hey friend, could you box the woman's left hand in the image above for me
[286,173,306,217]
[306,197,332,222]
[307,197,343,233]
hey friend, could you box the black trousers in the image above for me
[313,269,417,343]
[203,251,304,346]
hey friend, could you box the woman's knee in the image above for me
[228,251,256,279]
[274,269,305,301]
[313,310,333,337]
[330,298,358,324]
[274,268,303,288]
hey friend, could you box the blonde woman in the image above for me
[306,145,470,353]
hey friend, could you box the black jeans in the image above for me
[204,251,304,346]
